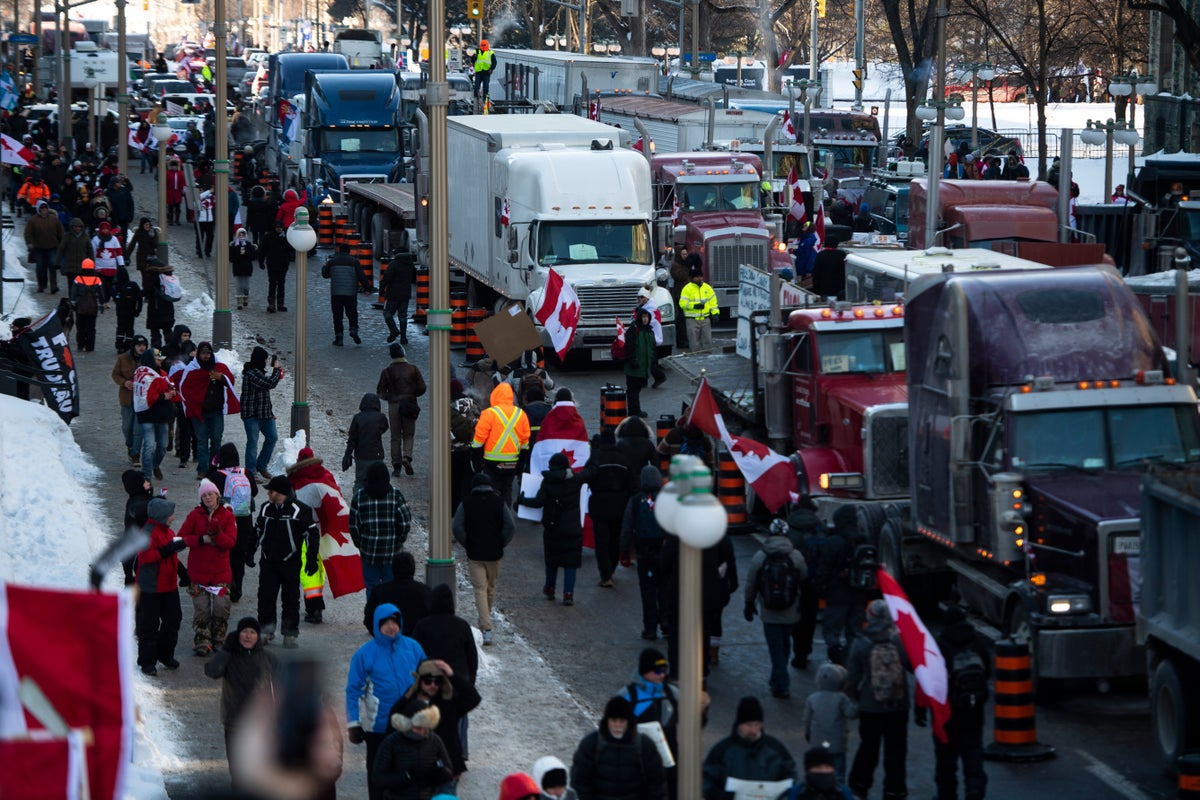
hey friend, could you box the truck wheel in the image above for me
[358,204,374,241]
[1151,659,1192,765]
[371,212,389,263]
[855,504,887,544]
[878,519,904,582]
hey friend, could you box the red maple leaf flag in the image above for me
[813,199,826,252]
[787,166,807,224]
[878,569,951,743]
[500,196,510,227]
[1,132,35,167]
[534,269,581,361]
[782,111,797,142]
[289,454,365,598]
[685,378,797,512]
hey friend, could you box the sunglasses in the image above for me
[420,675,444,685]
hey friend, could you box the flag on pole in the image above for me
[786,166,807,224]
[782,112,797,142]
[612,316,627,359]
[288,450,365,598]
[685,377,798,512]
[533,269,581,361]
[813,199,826,252]
[637,296,664,345]
[127,128,157,153]
[0,70,17,112]
[878,569,951,743]
[0,132,35,167]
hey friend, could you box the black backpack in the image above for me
[949,648,989,711]
[848,543,879,591]
[756,551,801,610]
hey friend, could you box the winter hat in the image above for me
[236,616,261,635]
[638,648,668,676]
[804,745,835,771]
[390,343,405,359]
[554,387,573,402]
[548,452,569,471]
[389,697,441,733]
[603,696,634,722]
[98,221,111,233]
[265,475,292,495]
[147,498,175,526]
[198,478,220,501]
[734,696,764,725]
[122,469,149,496]
[449,378,465,400]
[298,446,315,461]
[249,346,269,369]
[867,598,890,621]
[497,773,541,800]
[81,258,95,271]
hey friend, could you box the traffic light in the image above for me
[817,0,826,18]
[468,0,483,18]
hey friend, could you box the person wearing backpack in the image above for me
[815,506,877,665]
[786,498,825,670]
[179,479,237,655]
[916,605,990,800]
[72,257,103,351]
[206,443,260,604]
[581,427,635,588]
[845,599,912,800]
[620,466,669,640]
[743,519,807,699]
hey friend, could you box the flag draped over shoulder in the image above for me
[176,358,240,419]
[878,569,951,743]
[289,456,364,598]
[685,377,797,513]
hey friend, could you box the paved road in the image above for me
[21,161,1178,799]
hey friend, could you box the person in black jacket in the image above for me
[786,498,825,670]
[571,695,666,800]
[581,427,635,588]
[519,452,584,606]
[702,697,796,800]
[620,465,668,640]
[380,245,416,344]
[111,266,143,353]
[204,616,278,785]
[121,468,153,585]
[229,229,258,310]
[207,442,260,603]
[453,472,515,645]
[616,416,659,473]
[344,392,390,495]
[257,220,293,312]
[251,475,320,648]
[322,244,371,346]
[372,697,455,799]
[815,506,875,665]
[364,551,433,637]
[411,583,479,765]
[918,605,990,800]
[247,186,279,248]
[391,658,481,778]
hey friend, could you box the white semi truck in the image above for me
[442,115,675,357]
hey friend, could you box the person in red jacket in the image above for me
[165,157,187,225]
[180,479,238,656]
[137,497,188,676]
[276,187,308,229]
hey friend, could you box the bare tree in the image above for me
[879,0,939,144]
[1125,0,1200,78]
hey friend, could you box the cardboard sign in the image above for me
[474,303,543,368]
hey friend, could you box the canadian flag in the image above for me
[525,400,593,544]
[670,193,680,226]
[289,451,365,598]
[613,316,626,356]
[782,112,797,142]
[879,569,951,743]
[786,166,806,224]
[0,132,34,167]
[534,269,581,361]
[589,99,600,121]
[500,196,510,227]
[0,583,134,800]
[685,377,798,513]
[127,129,157,153]
[813,199,826,252]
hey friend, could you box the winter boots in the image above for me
[235,294,249,309]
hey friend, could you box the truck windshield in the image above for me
[536,221,653,266]
[677,182,760,212]
[817,329,905,374]
[1010,405,1200,471]
[317,129,400,153]
[813,145,874,173]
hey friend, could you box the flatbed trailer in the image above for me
[343,182,419,265]
[664,351,759,423]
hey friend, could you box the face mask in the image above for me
[808,772,836,791]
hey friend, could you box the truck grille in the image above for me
[865,408,909,498]
[576,285,642,327]
[708,237,769,288]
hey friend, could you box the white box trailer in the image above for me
[443,114,676,355]
[489,50,660,109]
[596,94,777,153]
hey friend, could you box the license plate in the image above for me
[1113,536,1140,555]
[593,349,612,362]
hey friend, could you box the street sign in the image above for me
[6,34,39,45]
[680,52,717,63]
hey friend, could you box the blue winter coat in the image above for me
[346,603,427,733]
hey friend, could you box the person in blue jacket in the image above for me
[346,602,427,800]
[793,221,820,279]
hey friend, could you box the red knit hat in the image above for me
[298,446,315,461]
[497,772,540,800]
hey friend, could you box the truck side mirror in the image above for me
[657,221,672,249]
[673,224,687,245]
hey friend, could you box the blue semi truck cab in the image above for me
[299,70,405,203]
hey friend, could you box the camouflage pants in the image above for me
[190,584,232,649]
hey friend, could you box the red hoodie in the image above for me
[137,520,182,593]
[277,188,308,228]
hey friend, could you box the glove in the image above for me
[347,725,365,745]
[341,454,353,472]
[305,559,319,577]
[222,631,239,652]
[177,563,191,587]
[244,552,256,568]
[619,552,633,569]
[914,708,928,727]
[743,605,756,622]
[159,539,187,557]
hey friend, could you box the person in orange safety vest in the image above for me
[471,383,530,505]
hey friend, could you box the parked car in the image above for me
[891,125,1023,162]
[164,115,206,159]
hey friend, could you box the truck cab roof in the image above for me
[651,151,763,184]
[448,115,631,150]
[307,70,399,126]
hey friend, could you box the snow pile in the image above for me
[268,429,308,476]
[1123,269,1200,293]
[182,293,215,320]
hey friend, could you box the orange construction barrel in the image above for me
[983,639,1056,762]
[466,308,487,362]
[656,415,675,474]
[600,384,627,430]
[414,271,430,324]
[317,205,334,248]
[1179,754,1200,798]
[334,214,351,249]
[351,237,374,291]
[716,449,748,528]
[450,294,468,348]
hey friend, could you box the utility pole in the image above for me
[690,0,698,76]
[212,0,232,348]
[809,0,818,95]
[852,0,864,111]
[117,0,128,177]
[58,0,71,153]
[923,1,948,249]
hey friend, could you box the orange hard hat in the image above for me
[81,258,95,270]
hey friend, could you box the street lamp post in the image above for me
[963,61,995,151]
[116,0,128,177]
[1080,119,1139,202]
[654,454,728,800]
[83,77,98,150]
[153,120,172,260]
[212,0,233,348]
[287,208,317,436]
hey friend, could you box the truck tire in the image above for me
[371,212,389,264]
[358,204,373,242]
[878,519,904,583]
[1151,658,1193,766]
[855,504,887,544]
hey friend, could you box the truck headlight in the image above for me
[659,301,675,322]
[1047,594,1092,614]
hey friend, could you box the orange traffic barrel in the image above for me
[656,414,676,474]
[317,205,334,248]
[334,214,351,249]
[716,449,748,528]
[414,271,430,324]
[351,237,374,290]
[466,307,487,362]
[232,150,243,180]
[450,294,468,348]
[1179,754,1200,798]
[600,384,627,430]
[983,639,1055,762]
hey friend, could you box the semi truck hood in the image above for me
[824,376,908,415]
[320,152,402,174]
[689,211,770,237]
[1024,472,1142,523]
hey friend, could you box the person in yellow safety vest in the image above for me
[680,262,718,351]
[473,40,496,99]
[472,382,530,505]
[299,538,325,623]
